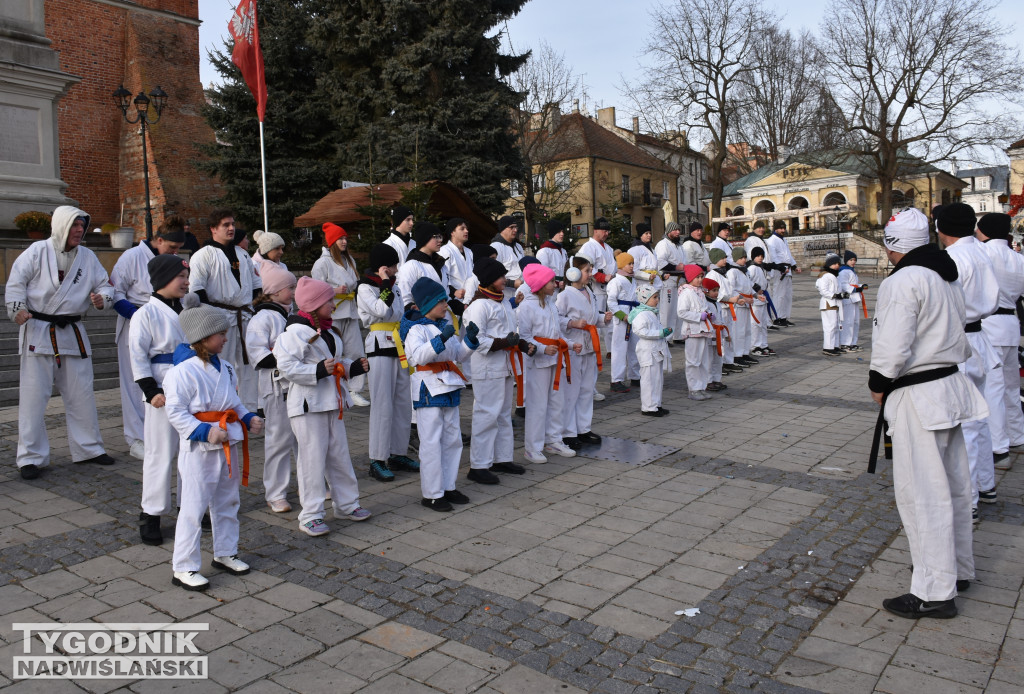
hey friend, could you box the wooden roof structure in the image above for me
[293,181,498,244]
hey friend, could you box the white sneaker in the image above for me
[349,392,370,407]
[593,392,606,401]
[301,518,330,536]
[544,442,576,458]
[172,571,209,591]
[688,391,711,401]
[212,555,250,575]
[523,450,547,464]
[267,498,291,513]
[129,440,145,460]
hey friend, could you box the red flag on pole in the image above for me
[229,0,267,122]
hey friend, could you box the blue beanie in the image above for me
[411,277,448,315]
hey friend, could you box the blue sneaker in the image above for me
[369,460,395,482]
[301,519,329,536]
[346,507,372,522]
[388,455,420,473]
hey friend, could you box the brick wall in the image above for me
[44,0,220,238]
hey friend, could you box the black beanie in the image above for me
[688,221,703,234]
[844,250,857,263]
[472,243,497,261]
[497,215,517,232]
[594,217,611,231]
[751,247,765,261]
[368,242,400,270]
[413,221,441,248]
[391,205,413,228]
[475,257,506,288]
[977,212,1012,240]
[518,255,540,271]
[445,217,466,238]
[636,223,651,238]
[233,226,248,245]
[547,220,566,238]
[148,254,189,291]
[936,202,977,237]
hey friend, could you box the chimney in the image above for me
[597,106,616,128]
[543,102,561,135]
[776,144,791,164]
[572,99,580,114]
[632,116,640,134]
[678,125,688,148]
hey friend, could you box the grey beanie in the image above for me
[179,305,230,345]
[665,222,681,233]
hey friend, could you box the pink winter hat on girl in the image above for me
[684,264,704,283]
[294,276,334,313]
[523,263,555,293]
[260,265,297,297]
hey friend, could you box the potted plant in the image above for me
[13,211,51,240]
[102,222,136,249]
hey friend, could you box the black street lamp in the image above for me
[833,205,842,256]
[113,85,168,241]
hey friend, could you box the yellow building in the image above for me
[505,107,678,243]
[712,151,965,231]
[1008,136,1024,230]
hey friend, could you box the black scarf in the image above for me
[892,243,958,282]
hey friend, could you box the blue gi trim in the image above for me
[188,423,212,442]
[114,299,138,319]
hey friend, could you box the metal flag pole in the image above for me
[259,120,269,233]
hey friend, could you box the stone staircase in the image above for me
[0,290,120,407]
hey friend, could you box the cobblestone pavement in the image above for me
[1,276,1022,693]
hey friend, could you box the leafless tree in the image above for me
[629,0,768,219]
[820,0,1023,222]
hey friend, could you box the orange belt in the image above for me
[534,336,572,391]
[851,285,869,318]
[712,324,730,357]
[508,346,526,407]
[333,363,347,420]
[584,324,603,372]
[740,293,760,324]
[415,360,467,382]
[194,410,250,487]
[724,301,737,321]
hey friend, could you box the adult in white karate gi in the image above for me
[816,254,844,354]
[627,223,664,287]
[976,213,1024,468]
[709,224,735,267]
[837,251,865,351]
[726,248,757,363]
[439,218,476,380]
[746,249,773,355]
[536,220,569,297]
[187,210,261,411]
[491,216,525,301]
[578,218,616,351]
[766,221,800,326]
[745,222,777,329]
[6,205,115,478]
[869,207,986,619]
[110,217,185,458]
[682,222,711,269]
[655,222,687,341]
[383,205,416,266]
[937,203,1001,509]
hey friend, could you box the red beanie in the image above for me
[701,277,719,291]
[684,264,704,283]
[323,222,347,247]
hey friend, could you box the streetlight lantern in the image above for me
[833,205,842,255]
[113,84,169,241]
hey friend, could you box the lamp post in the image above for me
[113,85,168,241]
[832,205,842,256]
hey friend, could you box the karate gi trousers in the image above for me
[141,402,181,516]
[17,352,105,469]
[640,363,665,412]
[172,446,240,573]
[116,326,146,446]
[524,363,565,455]
[660,281,681,338]
[985,344,1024,452]
[775,274,794,319]
[685,337,710,392]
[821,308,840,349]
[888,390,974,601]
[562,352,597,438]
[728,305,750,357]
[839,300,861,346]
[336,317,367,395]
[710,338,724,382]
[610,321,640,383]
[750,304,769,349]
[960,333,996,506]
[367,355,413,461]
[260,391,296,503]
[224,321,258,412]
[290,411,360,524]
[417,406,462,499]
[470,376,515,469]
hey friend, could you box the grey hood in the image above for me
[49,205,90,252]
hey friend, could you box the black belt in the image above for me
[29,311,86,368]
[869,365,960,473]
[993,307,1016,316]
[965,320,982,333]
[203,300,252,364]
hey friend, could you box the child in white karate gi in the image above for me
[165,305,264,590]
[677,264,713,400]
[837,251,865,351]
[401,277,480,511]
[630,284,672,416]
[817,254,845,355]
[131,255,190,545]
[747,248,776,357]
[246,265,298,513]
[607,252,641,392]
[274,277,372,536]
[702,278,728,392]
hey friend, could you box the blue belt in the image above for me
[620,301,639,340]
[150,354,174,364]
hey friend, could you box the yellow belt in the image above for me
[369,321,410,372]
[333,291,356,307]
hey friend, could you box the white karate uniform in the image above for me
[837,265,862,347]
[357,280,412,461]
[766,233,796,319]
[536,243,568,299]
[312,249,367,394]
[980,238,1024,452]
[678,284,711,391]
[655,237,685,336]
[708,268,735,364]
[246,304,297,503]
[710,236,734,265]
[627,243,663,288]
[816,272,842,350]
[110,240,156,446]
[384,231,415,266]
[556,286,601,438]
[578,238,616,347]
[491,239,525,301]
[747,263,770,349]
[518,294,569,455]
[871,260,987,601]
[164,353,251,573]
[274,321,361,525]
[438,242,476,380]
[187,243,262,410]
[632,309,671,412]
[707,298,725,382]
[5,207,114,470]
[607,274,641,383]
[404,321,474,498]
[463,296,518,467]
[682,238,711,268]
[743,234,771,264]
[727,266,754,356]
[946,236,1000,506]
[129,296,185,516]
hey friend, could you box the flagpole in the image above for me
[259,120,269,233]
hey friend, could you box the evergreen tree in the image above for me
[312,0,528,215]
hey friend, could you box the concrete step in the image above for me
[0,347,119,378]
[0,376,121,408]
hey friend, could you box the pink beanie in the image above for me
[523,264,555,293]
[294,276,334,313]
[684,264,704,283]
[260,265,297,297]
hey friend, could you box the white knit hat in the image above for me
[637,284,659,305]
[883,208,930,254]
[254,229,285,255]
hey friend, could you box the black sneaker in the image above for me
[706,382,726,392]
[847,344,862,352]
[773,319,786,327]
[641,409,665,417]
[823,348,841,356]
[730,360,749,369]
[467,468,500,485]
[882,593,957,619]
[139,513,163,546]
[388,455,420,472]
[577,431,602,445]
[19,464,40,480]
[443,489,470,504]
[723,363,744,374]
[563,437,582,451]
[782,319,796,327]
[763,347,777,356]
[610,381,630,393]
[768,324,781,331]
[742,355,759,364]
[369,460,396,482]
[972,507,980,525]
[422,497,453,512]
[956,579,970,592]
[630,378,641,387]
[76,453,115,465]
[491,461,525,475]
[657,407,670,416]
[978,487,997,504]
